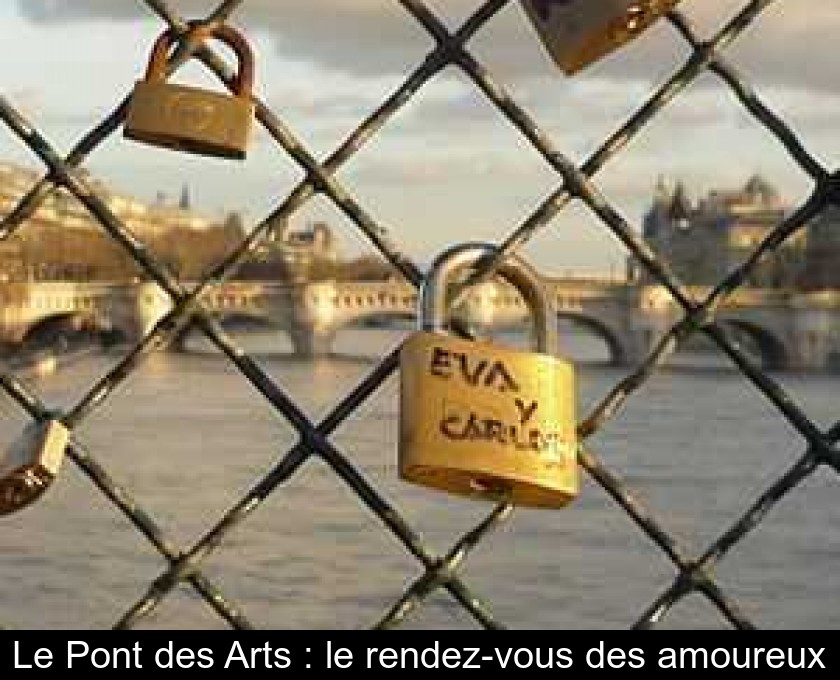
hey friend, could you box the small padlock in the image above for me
[520,0,682,75]
[0,419,68,516]
[399,243,579,509]
[124,24,256,159]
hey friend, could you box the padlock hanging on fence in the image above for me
[0,419,69,516]
[399,243,579,509]
[124,24,256,159]
[520,0,682,75]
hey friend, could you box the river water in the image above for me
[1,327,838,630]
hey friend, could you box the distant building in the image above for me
[632,175,807,288]
[0,161,215,237]
[0,161,229,281]
[277,221,338,270]
[237,217,341,281]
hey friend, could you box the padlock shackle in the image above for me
[421,243,557,355]
[145,23,255,97]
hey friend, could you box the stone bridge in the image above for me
[1,279,839,370]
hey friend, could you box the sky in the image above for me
[3,0,839,275]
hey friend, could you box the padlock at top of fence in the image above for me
[124,23,256,160]
[521,0,681,74]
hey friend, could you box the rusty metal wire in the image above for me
[1,0,838,629]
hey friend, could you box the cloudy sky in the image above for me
[3,0,839,274]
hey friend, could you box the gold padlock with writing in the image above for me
[520,0,682,75]
[0,419,68,516]
[399,243,579,509]
[124,24,256,159]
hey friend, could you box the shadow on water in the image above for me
[2,329,113,375]
[48,322,833,376]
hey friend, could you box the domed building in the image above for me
[631,175,807,288]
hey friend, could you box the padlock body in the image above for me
[0,419,68,515]
[125,81,254,159]
[400,332,578,509]
[521,0,681,74]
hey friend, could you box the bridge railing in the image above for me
[1,0,838,629]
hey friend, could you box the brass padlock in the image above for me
[520,0,682,74]
[124,24,256,159]
[399,243,579,509]
[0,419,68,516]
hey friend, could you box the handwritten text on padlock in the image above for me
[428,346,570,459]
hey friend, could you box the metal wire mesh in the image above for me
[1,0,838,629]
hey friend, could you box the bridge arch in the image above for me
[340,309,417,330]
[301,310,416,359]
[557,312,628,365]
[216,311,278,331]
[175,311,295,352]
[21,312,110,348]
[719,318,790,370]
[326,309,630,365]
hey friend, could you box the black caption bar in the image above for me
[3,632,830,675]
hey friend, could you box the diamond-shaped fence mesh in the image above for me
[1,0,838,629]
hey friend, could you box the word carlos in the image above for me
[429,346,571,457]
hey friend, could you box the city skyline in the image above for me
[3,1,838,275]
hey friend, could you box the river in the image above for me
[1,326,838,629]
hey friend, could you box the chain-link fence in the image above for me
[1,0,838,629]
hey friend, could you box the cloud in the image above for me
[15,1,840,93]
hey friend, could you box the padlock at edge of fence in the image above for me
[0,419,69,516]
